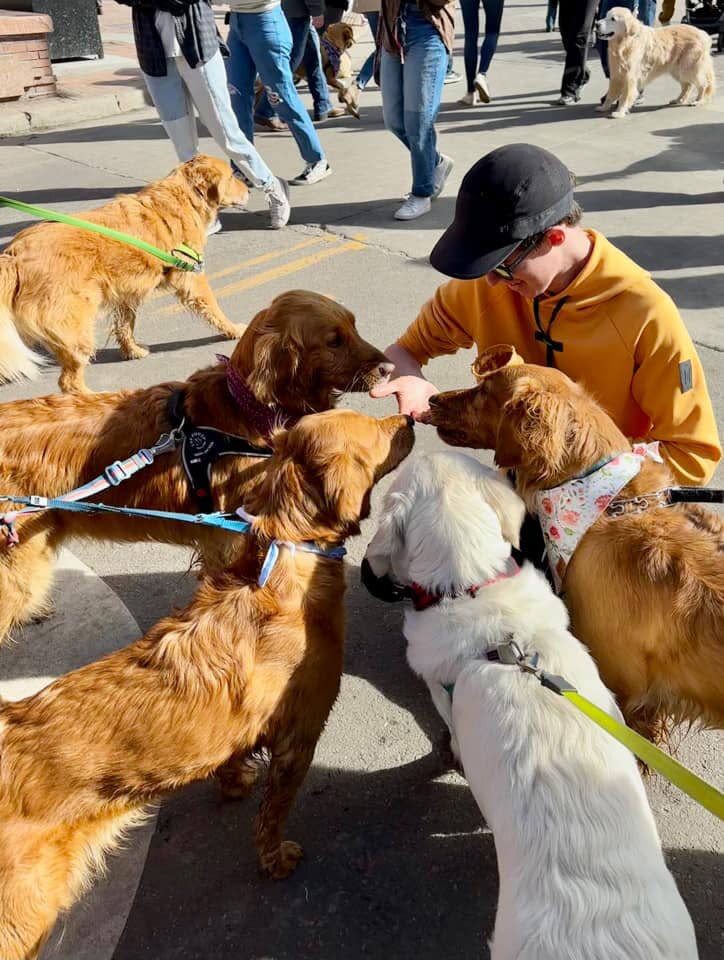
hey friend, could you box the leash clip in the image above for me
[149,428,184,458]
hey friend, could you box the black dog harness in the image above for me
[166,389,272,511]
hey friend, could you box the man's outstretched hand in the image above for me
[370,376,440,420]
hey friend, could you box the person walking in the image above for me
[457,0,505,106]
[555,0,598,105]
[224,0,332,185]
[118,0,290,229]
[379,0,455,221]
[545,0,557,31]
[355,0,381,90]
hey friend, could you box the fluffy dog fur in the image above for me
[0,155,248,394]
[597,7,715,116]
[425,361,724,740]
[365,452,697,960]
[0,290,392,644]
[0,409,415,960]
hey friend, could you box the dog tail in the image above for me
[0,255,45,384]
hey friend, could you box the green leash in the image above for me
[445,640,724,821]
[0,195,203,273]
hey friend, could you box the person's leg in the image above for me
[142,59,199,161]
[545,0,558,31]
[637,0,656,25]
[402,7,447,199]
[557,0,597,98]
[177,51,274,189]
[479,0,504,74]
[323,4,344,29]
[357,11,379,89]
[380,46,408,153]
[297,21,333,117]
[240,7,325,165]
[225,13,259,144]
[458,0,480,94]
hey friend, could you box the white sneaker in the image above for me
[458,90,479,106]
[394,195,431,221]
[206,216,222,236]
[432,153,454,199]
[474,72,490,103]
[264,176,290,229]
[288,159,332,185]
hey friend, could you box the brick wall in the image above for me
[0,10,57,101]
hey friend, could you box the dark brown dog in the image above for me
[0,409,415,960]
[0,290,392,644]
[425,350,724,740]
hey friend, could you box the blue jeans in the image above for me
[226,8,324,165]
[381,4,447,198]
[459,0,504,91]
[358,11,379,90]
[637,0,656,25]
[142,51,273,189]
[546,0,557,29]
[597,0,635,78]
[258,16,331,120]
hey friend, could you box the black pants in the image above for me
[558,0,598,96]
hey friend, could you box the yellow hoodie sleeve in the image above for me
[396,279,478,366]
[627,296,721,485]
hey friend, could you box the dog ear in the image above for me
[475,471,526,549]
[318,451,374,533]
[183,155,222,206]
[237,306,302,406]
[364,492,409,577]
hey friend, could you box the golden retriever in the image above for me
[597,7,715,117]
[0,290,393,644]
[0,408,415,960]
[294,22,361,119]
[0,155,248,394]
[424,349,724,741]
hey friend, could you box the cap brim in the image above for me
[429,219,518,281]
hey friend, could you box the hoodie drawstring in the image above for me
[534,296,568,367]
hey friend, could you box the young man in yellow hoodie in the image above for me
[372,143,721,485]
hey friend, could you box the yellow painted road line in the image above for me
[149,235,335,300]
[157,239,365,317]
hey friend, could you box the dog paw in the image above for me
[122,344,150,360]
[611,110,628,119]
[222,324,246,340]
[259,840,304,879]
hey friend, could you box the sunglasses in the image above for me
[492,235,541,281]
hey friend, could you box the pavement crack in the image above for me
[22,144,145,184]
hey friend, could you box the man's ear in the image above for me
[476,472,526,549]
[364,492,409,577]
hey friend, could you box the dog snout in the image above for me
[404,414,415,428]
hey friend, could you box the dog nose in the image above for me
[377,361,395,379]
[428,395,440,408]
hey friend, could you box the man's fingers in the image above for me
[369,380,396,399]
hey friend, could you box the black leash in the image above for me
[533,296,567,367]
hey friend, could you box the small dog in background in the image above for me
[297,22,361,119]
[597,6,715,116]
[364,452,698,960]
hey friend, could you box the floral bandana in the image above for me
[533,442,663,593]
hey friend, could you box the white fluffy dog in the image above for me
[364,452,698,960]
[597,6,715,117]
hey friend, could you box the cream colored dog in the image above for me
[597,7,715,117]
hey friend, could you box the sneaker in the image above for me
[555,93,580,105]
[474,72,490,103]
[458,90,479,106]
[206,216,222,236]
[394,195,431,221]
[288,159,332,186]
[254,116,287,133]
[264,177,290,230]
[432,153,454,199]
[314,106,346,123]
[443,70,463,85]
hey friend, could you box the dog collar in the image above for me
[216,354,300,442]
[533,441,663,594]
[236,506,346,587]
[409,556,521,612]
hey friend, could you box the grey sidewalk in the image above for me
[0,0,722,957]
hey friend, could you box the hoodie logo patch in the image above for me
[679,360,693,394]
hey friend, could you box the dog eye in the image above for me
[326,332,343,348]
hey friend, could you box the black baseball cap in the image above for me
[430,144,576,280]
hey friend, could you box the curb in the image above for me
[0,84,150,138]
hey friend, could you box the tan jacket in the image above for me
[379,0,455,56]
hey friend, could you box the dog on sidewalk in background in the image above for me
[295,22,361,119]
[364,452,698,960]
[0,409,415,960]
[0,156,248,394]
[597,7,715,117]
[0,291,393,645]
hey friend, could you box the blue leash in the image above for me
[0,496,346,586]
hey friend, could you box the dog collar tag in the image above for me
[258,541,280,587]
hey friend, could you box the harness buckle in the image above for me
[105,460,129,486]
[29,495,48,507]
[149,429,183,458]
